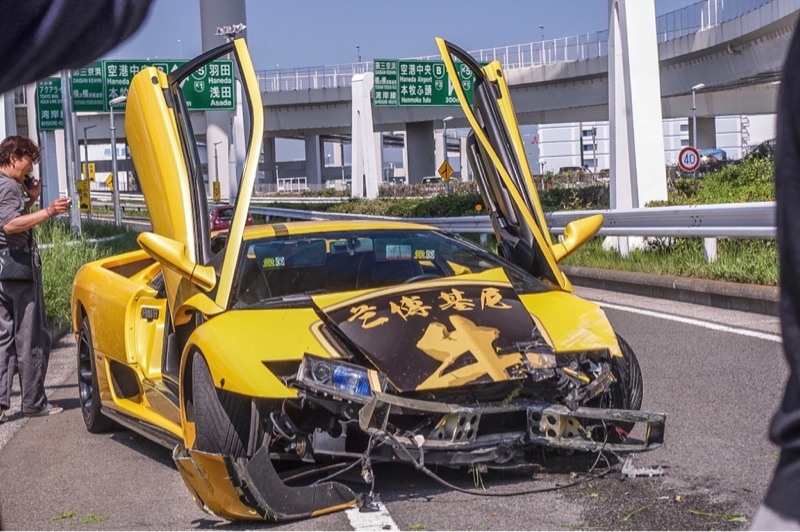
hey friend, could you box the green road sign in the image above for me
[36,78,64,131]
[71,62,106,112]
[104,60,235,110]
[35,59,235,128]
[373,59,477,107]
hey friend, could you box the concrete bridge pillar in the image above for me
[460,136,470,180]
[691,117,717,149]
[199,0,247,200]
[305,135,323,186]
[0,92,16,140]
[607,0,668,256]
[262,137,276,185]
[404,121,434,183]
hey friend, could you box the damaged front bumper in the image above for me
[358,392,665,459]
[173,391,665,521]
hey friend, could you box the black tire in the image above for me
[77,317,115,433]
[589,334,643,442]
[192,352,251,457]
[608,334,643,411]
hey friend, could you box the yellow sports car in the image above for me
[71,39,665,521]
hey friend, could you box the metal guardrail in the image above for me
[250,201,777,239]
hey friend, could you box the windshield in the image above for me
[230,229,550,309]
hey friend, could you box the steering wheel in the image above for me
[404,273,443,284]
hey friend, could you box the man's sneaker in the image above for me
[0,409,7,423]
[25,403,63,417]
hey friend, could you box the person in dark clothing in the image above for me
[0,137,70,421]
[750,24,800,531]
[0,0,153,94]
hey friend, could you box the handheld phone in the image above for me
[23,175,35,189]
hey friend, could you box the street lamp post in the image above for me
[356,44,361,63]
[213,141,222,182]
[592,127,597,176]
[539,25,545,64]
[442,116,453,194]
[82,123,97,220]
[109,95,127,226]
[691,83,705,150]
[178,39,182,59]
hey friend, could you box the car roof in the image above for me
[241,219,438,240]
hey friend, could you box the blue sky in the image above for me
[104,0,702,70]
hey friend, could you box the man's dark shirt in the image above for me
[765,24,800,521]
[0,0,152,94]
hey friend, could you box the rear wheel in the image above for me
[192,352,251,457]
[77,317,115,433]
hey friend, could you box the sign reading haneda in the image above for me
[373,59,477,107]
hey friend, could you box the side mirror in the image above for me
[137,232,217,292]
[551,214,603,262]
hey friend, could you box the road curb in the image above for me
[561,266,779,316]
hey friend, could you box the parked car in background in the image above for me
[697,148,728,174]
[210,204,253,231]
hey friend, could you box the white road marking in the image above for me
[595,301,783,343]
[345,497,399,531]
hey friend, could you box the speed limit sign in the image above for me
[678,146,701,173]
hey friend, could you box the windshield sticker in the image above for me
[385,244,412,260]
[261,256,286,268]
[413,249,436,260]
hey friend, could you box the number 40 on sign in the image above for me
[678,146,700,173]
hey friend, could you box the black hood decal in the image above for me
[319,283,539,392]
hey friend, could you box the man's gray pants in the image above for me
[0,269,51,415]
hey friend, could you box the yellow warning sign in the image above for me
[82,162,96,181]
[438,160,454,182]
[213,181,221,204]
[105,173,114,191]
[77,180,91,212]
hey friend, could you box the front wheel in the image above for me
[192,352,251,457]
[77,317,115,433]
[589,334,643,442]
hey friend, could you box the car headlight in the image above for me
[297,354,385,402]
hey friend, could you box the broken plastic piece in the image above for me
[621,454,665,478]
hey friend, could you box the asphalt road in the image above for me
[0,286,786,531]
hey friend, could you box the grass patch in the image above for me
[562,237,778,286]
[37,219,140,329]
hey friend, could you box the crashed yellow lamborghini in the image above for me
[71,39,665,521]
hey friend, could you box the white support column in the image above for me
[200,0,247,203]
[460,136,469,181]
[0,92,17,140]
[351,73,379,199]
[606,0,668,256]
[703,238,718,263]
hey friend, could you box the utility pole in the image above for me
[109,96,127,226]
[60,70,81,237]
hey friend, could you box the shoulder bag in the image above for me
[0,231,34,282]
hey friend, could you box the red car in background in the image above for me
[210,205,254,231]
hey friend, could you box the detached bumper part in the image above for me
[359,392,665,454]
[173,444,356,521]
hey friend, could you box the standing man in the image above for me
[751,24,800,531]
[0,136,70,421]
